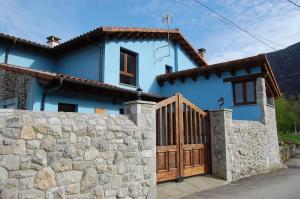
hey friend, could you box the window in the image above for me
[265,81,275,106]
[0,97,18,109]
[233,80,256,105]
[120,49,137,86]
[95,108,106,114]
[165,65,173,74]
[58,103,77,112]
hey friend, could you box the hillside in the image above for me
[267,42,300,97]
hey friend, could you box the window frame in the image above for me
[58,103,78,112]
[233,80,257,105]
[119,48,137,86]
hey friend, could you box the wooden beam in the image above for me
[180,77,185,83]
[245,68,251,74]
[167,79,174,85]
[229,70,236,76]
[157,80,164,87]
[223,73,266,82]
[203,72,210,80]
[215,70,222,78]
[191,75,197,81]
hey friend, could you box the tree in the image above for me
[276,97,300,133]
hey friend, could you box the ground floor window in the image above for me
[0,97,18,109]
[95,108,107,114]
[58,103,77,112]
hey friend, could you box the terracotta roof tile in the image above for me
[0,63,165,101]
[0,26,207,66]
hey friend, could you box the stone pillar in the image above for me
[210,109,233,181]
[124,100,157,199]
[256,77,268,124]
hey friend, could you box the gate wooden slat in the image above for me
[190,108,193,144]
[170,103,173,145]
[164,106,168,146]
[159,108,162,146]
[194,110,197,144]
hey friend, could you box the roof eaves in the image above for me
[0,33,50,50]
[0,63,165,101]
[156,54,281,98]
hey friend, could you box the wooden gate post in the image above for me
[177,93,184,182]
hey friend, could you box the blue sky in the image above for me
[0,0,299,63]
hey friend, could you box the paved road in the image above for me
[183,149,300,199]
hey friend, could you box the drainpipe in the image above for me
[40,78,63,111]
[4,46,10,64]
[98,43,104,82]
[4,39,16,64]
[86,36,104,82]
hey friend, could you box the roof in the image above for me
[0,26,207,66]
[156,54,281,98]
[0,63,165,102]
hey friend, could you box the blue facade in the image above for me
[8,46,56,71]
[104,39,196,94]
[0,35,265,120]
[57,45,102,81]
[160,67,263,121]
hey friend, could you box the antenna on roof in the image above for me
[154,13,173,63]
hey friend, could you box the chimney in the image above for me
[46,36,61,48]
[198,48,206,59]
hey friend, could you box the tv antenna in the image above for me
[154,13,173,63]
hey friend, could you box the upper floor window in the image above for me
[120,49,137,86]
[233,80,256,105]
[165,65,173,74]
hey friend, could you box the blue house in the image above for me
[0,26,280,121]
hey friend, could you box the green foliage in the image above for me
[275,97,300,133]
[278,132,300,144]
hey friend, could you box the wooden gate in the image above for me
[156,93,211,182]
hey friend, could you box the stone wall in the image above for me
[0,100,156,199]
[210,77,281,181]
[0,69,33,109]
[230,119,281,180]
[279,142,296,162]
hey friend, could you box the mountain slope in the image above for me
[267,42,300,97]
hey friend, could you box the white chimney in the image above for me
[46,36,61,48]
[198,48,206,59]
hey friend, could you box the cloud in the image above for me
[128,0,300,63]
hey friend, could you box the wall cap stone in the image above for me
[124,100,156,105]
[209,109,233,112]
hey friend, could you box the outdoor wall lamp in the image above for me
[218,97,224,109]
[136,86,143,100]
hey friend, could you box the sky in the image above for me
[0,0,299,64]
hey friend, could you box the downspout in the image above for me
[40,78,63,111]
[93,41,104,82]
[86,36,104,82]
[98,43,104,82]
[4,46,10,64]
[4,38,17,64]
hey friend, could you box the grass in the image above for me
[278,132,300,144]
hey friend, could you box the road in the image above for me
[182,149,300,199]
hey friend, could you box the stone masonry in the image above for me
[210,78,281,181]
[0,100,156,199]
